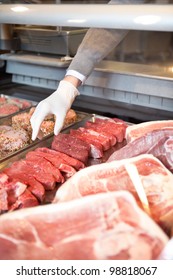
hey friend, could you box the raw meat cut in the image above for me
[35,147,85,170]
[4,160,60,191]
[51,134,90,164]
[147,136,173,172]
[70,129,103,158]
[85,122,117,146]
[55,154,173,234]
[0,191,168,260]
[9,189,39,211]
[0,170,40,212]
[107,128,173,173]
[26,150,76,178]
[1,169,45,203]
[85,118,126,142]
[25,155,64,183]
[126,120,173,143]
[78,127,111,151]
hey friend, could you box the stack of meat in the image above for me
[0,117,127,213]
[0,146,85,213]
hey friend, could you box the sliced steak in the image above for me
[85,121,117,146]
[0,191,168,260]
[85,119,125,143]
[78,127,110,151]
[25,154,64,183]
[26,150,76,178]
[70,129,103,159]
[51,134,90,164]
[35,147,85,170]
[4,160,55,191]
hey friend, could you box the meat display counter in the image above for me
[0,2,173,262]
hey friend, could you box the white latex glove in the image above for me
[30,80,80,141]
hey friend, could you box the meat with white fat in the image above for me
[55,154,173,234]
[126,120,173,143]
[0,191,168,260]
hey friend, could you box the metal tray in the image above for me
[0,110,92,163]
[0,94,37,119]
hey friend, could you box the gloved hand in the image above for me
[30,80,80,141]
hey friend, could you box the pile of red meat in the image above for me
[0,117,127,213]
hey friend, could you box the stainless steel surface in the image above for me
[0,110,91,163]
[0,23,20,50]
[13,26,87,56]
[95,60,173,81]
[0,4,173,31]
[0,53,72,68]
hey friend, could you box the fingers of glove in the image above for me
[30,104,50,141]
[54,113,66,135]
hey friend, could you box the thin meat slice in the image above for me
[126,120,173,143]
[0,191,168,260]
[55,154,173,234]
[70,129,103,159]
[35,147,85,170]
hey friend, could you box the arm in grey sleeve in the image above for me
[67,0,147,79]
